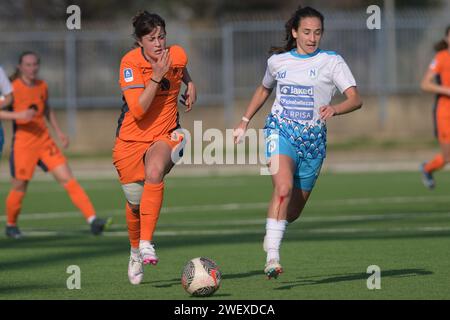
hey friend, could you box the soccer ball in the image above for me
[181,257,222,297]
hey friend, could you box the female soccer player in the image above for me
[234,6,362,279]
[113,11,196,285]
[5,51,110,239]
[2,65,36,239]
[420,26,450,189]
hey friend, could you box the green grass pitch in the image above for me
[1,171,450,299]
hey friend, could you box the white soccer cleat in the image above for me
[264,259,283,279]
[128,254,144,285]
[139,242,159,265]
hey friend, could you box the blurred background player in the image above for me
[113,11,196,285]
[1,65,36,239]
[233,6,362,279]
[4,51,111,239]
[420,25,450,189]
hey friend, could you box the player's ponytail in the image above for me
[434,25,450,52]
[132,10,166,47]
[9,51,40,81]
[269,6,324,55]
[9,67,20,82]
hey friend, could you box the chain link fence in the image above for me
[0,9,448,130]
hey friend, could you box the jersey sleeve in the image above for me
[262,57,276,89]
[119,57,146,120]
[170,45,188,66]
[331,55,357,94]
[119,58,145,91]
[0,67,13,96]
[429,53,442,74]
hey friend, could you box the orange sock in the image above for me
[126,202,140,249]
[63,179,96,222]
[140,182,164,241]
[424,154,445,173]
[6,190,25,226]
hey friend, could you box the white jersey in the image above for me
[0,66,13,96]
[262,49,356,126]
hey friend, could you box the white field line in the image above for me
[11,210,449,231]
[19,225,450,238]
[0,179,250,194]
[2,195,450,222]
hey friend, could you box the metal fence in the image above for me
[0,9,448,130]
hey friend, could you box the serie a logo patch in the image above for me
[124,68,134,83]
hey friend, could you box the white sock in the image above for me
[139,240,151,248]
[130,247,140,259]
[265,218,287,263]
[87,215,96,224]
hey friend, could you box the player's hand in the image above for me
[233,120,248,144]
[58,132,70,149]
[319,105,337,120]
[151,49,172,81]
[16,109,36,122]
[180,82,196,113]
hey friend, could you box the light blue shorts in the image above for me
[265,130,324,192]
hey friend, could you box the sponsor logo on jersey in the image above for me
[276,70,287,79]
[282,109,313,120]
[280,96,314,108]
[278,85,314,121]
[279,85,314,96]
[308,68,318,79]
[124,68,134,83]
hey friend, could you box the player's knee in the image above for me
[58,176,72,185]
[145,167,164,184]
[275,183,292,199]
[122,182,143,206]
[12,180,28,192]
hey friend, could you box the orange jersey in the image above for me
[11,79,50,146]
[116,45,188,142]
[430,50,450,106]
[430,50,450,142]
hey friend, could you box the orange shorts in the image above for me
[10,137,67,180]
[436,100,450,143]
[112,131,184,184]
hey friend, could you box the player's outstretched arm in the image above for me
[0,109,35,121]
[421,68,450,97]
[0,93,35,121]
[233,85,273,144]
[319,86,362,120]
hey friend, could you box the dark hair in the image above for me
[269,6,324,55]
[132,10,166,47]
[434,25,450,52]
[9,51,40,81]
